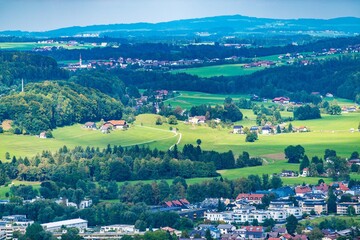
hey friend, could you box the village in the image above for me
[54,39,360,72]
[0,179,359,240]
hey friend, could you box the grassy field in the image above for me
[172,64,265,77]
[0,90,359,193]
[0,42,98,51]
[0,180,41,199]
[1,109,359,160]
[165,91,250,109]
[0,122,177,159]
[171,52,358,78]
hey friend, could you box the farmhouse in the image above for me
[281,170,297,177]
[104,120,127,129]
[189,116,206,124]
[301,168,309,177]
[297,126,308,132]
[250,126,259,133]
[39,131,47,139]
[261,125,272,134]
[272,97,290,104]
[84,122,96,129]
[233,125,244,134]
[100,124,111,134]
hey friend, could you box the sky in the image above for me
[0,0,360,31]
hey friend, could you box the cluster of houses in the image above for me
[232,124,308,135]
[83,120,128,134]
[243,60,277,68]
[1,180,360,240]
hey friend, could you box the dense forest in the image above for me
[0,52,68,94]
[0,81,123,134]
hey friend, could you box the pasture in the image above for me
[165,91,250,109]
[172,64,264,77]
[0,122,177,159]
[0,91,359,193]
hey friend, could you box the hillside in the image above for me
[1,15,360,38]
[0,81,123,134]
[0,52,68,94]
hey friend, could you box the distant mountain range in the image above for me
[1,15,360,38]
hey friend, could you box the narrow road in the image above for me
[169,132,182,150]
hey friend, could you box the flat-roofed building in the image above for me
[301,199,327,215]
[337,202,360,215]
[41,218,88,232]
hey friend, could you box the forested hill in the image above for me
[117,55,360,103]
[2,15,360,38]
[0,81,123,134]
[0,52,68,94]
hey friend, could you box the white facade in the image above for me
[41,218,88,232]
[205,212,225,222]
[100,225,138,234]
[337,202,360,215]
[205,205,302,224]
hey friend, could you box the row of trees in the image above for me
[189,98,243,122]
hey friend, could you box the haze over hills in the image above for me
[1,15,360,38]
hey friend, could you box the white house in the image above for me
[233,125,244,134]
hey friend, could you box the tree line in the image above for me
[114,55,360,103]
[37,36,360,61]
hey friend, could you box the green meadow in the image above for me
[0,123,177,159]
[165,91,250,109]
[0,180,41,199]
[172,64,264,77]
[0,91,359,193]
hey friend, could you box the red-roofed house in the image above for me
[338,183,349,191]
[241,226,264,239]
[163,199,190,208]
[301,168,309,177]
[315,183,329,193]
[104,120,127,129]
[272,97,290,104]
[295,186,312,197]
[180,199,190,205]
[236,193,264,204]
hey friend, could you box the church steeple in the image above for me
[21,78,24,92]
[79,54,82,66]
